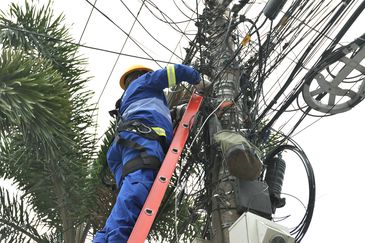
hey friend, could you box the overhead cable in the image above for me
[0,24,174,65]
[83,0,162,67]
[78,0,98,45]
[119,0,183,61]
[143,0,196,38]
[94,0,147,110]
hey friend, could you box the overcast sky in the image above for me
[1,0,365,242]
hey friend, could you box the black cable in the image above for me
[77,0,97,45]
[181,0,199,15]
[265,142,315,243]
[260,0,336,83]
[250,17,267,36]
[291,76,365,138]
[0,24,175,65]
[231,18,263,102]
[228,3,332,131]
[252,8,328,115]
[257,1,353,129]
[265,33,365,139]
[143,0,196,38]
[321,0,365,60]
[252,19,273,123]
[278,3,344,49]
[83,0,162,68]
[145,0,197,24]
[119,0,183,61]
[91,0,147,122]
[195,0,205,83]
[173,0,195,21]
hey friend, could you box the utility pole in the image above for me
[165,1,365,242]
[201,1,242,242]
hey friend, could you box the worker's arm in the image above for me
[144,64,200,90]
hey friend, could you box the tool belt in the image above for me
[115,120,168,179]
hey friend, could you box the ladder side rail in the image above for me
[127,93,204,243]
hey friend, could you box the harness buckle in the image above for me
[136,122,152,134]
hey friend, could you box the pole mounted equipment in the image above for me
[302,39,365,114]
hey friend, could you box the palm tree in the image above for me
[0,2,107,242]
[0,1,203,242]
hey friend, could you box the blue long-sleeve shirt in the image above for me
[119,64,200,144]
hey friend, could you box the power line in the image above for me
[77,0,98,45]
[142,0,198,25]
[173,0,195,21]
[83,0,162,67]
[90,1,149,143]
[142,0,196,38]
[94,0,147,109]
[0,24,175,65]
[168,0,199,63]
[119,0,183,61]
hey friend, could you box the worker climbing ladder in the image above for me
[128,93,204,243]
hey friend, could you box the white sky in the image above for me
[1,0,364,242]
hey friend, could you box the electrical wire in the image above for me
[180,0,199,15]
[119,0,184,61]
[90,0,147,144]
[173,0,194,21]
[188,99,226,150]
[0,24,175,65]
[142,0,197,38]
[264,141,315,243]
[270,35,365,139]
[257,2,353,130]
[168,0,199,63]
[77,0,98,45]
[83,0,162,68]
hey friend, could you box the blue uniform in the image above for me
[93,64,200,243]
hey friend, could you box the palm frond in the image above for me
[0,186,59,243]
[87,122,117,230]
[1,1,99,239]
[0,48,72,155]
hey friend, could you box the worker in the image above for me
[93,64,203,243]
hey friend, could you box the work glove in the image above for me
[194,79,212,94]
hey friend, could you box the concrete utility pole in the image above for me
[203,1,241,242]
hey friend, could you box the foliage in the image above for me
[0,1,102,242]
[88,122,117,230]
[0,186,58,243]
[149,131,208,242]
[0,48,71,155]
[0,1,207,242]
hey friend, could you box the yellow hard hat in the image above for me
[119,65,153,89]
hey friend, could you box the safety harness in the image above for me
[109,101,168,180]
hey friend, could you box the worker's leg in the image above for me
[106,169,156,243]
[92,171,153,243]
[95,131,165,243]
[92,230,107,243]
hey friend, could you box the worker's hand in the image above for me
[194,79,212,94]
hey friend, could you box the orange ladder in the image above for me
[127,93,203,243]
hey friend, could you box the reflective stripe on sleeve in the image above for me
[152,127,166,137]
[166,64,176,87]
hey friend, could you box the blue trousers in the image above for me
[93,131,165,243]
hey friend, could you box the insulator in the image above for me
[265,156,286,198]
[263,0,288,20]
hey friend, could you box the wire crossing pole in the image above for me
[203,1,241,242]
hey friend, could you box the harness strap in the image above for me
[116,135,162,179]
[121,156,161,179]
[117,120,168,152]
[116,136,147,153]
